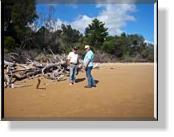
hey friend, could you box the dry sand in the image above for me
[4,63,154,120]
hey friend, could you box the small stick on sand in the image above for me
[36,78,41,89]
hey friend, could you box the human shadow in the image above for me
[37,88,46,90]
[75,78,99,85]
[75,78,85,83]
[94,80,99,84]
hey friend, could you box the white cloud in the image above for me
[33,4,137,35]
[43,15,93,33]
[70,4,136,35]
[97,4,136,35]
[71,15,93,33]
[27,22,39,32]
[144,39,154,44]
[52,19,67,31]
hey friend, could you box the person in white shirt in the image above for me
[67,46,79,85]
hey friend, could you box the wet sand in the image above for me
[4,63,154,120]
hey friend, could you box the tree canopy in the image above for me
[4,0,38,49]
[85,18,108,49]
[3,1,154,62]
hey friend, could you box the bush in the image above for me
[93,50,113,63]
[147,54,154,62]
[102,39,115,54]
[4,36,16,51]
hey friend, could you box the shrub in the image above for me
[4,36,16,51]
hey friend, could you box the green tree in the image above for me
[61,24,83,52]
[34,26,65,54]
[127,34,145,57]
[85,18,108,49]
[4,36,16,51]
[4,0,38,49]
[102,34,129,58]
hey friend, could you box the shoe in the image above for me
[84,86,92,88]
[92,85,96,87]
[69,83,73,85]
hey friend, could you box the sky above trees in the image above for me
[34,4,154,43]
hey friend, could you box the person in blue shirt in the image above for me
[83,45,96,88]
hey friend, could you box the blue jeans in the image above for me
[69,64,77,83]
[86,66,96,87]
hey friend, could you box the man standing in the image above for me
[83,45,96,88]
[67,46,79,85]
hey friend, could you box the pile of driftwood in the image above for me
[4,53,73,88]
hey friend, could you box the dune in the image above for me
[4,63,154,120]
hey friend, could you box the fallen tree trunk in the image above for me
[4,53,83,88]
[13,69,42,81]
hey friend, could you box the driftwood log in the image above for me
[3,53,75,88]
[4,52,99,88]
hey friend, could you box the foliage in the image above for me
[3,2,154,62]
[85,18,108,49]
[60,24,83,53]
[4,36,16,51]
[102,33,153,62]
[4,0,38,48]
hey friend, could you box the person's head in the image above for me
[84,45,90,52]
[73,46,78,53]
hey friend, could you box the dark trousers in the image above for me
[86,66,96,87]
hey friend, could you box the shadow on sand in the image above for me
[95,80,99,84]
[75,78,99,85]
[75,78,86,83]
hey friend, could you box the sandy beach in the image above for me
[4,63,154,120]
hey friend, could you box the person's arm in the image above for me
[67,53,71,66]
[77,55,79,64]
[84,52,92,70]
[84,59,90,70]
[85,59,90,67]
[67,59,71,66]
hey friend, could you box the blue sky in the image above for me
[35,4,154,42]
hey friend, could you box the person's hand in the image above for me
[83,66,86,71]
[68,62,72,67]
